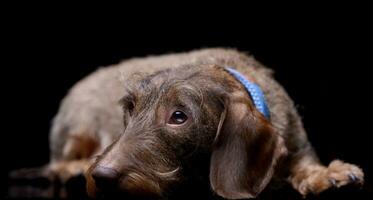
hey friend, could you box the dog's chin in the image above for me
[120,173,164,197]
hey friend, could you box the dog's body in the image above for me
[48,48,363,199]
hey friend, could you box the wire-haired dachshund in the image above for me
[12,48,364,199]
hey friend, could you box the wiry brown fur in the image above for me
[47,48,364,199]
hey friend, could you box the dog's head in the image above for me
[86,65,287,199]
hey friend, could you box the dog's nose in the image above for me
[91,166,120,190]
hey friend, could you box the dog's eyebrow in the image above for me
[139,69,171,87]
[119,67,215,109]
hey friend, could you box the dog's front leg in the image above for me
[287,147,364,196]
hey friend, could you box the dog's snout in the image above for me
[91,166,120,190]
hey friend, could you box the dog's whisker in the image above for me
[154,167,180,178]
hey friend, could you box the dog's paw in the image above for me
[296,160,363,196]
[49,160,90,183]
[327,160,364,187]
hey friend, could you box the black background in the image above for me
[2,5,372,199]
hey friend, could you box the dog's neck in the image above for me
[225,67,270,119]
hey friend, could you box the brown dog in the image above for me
[46,48,363,199]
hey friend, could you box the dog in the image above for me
[41,48,364,199]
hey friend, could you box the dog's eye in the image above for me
[168,110,188,125]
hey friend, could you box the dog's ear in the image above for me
[209,93,287,199]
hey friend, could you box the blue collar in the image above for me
[225,67,270,119]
